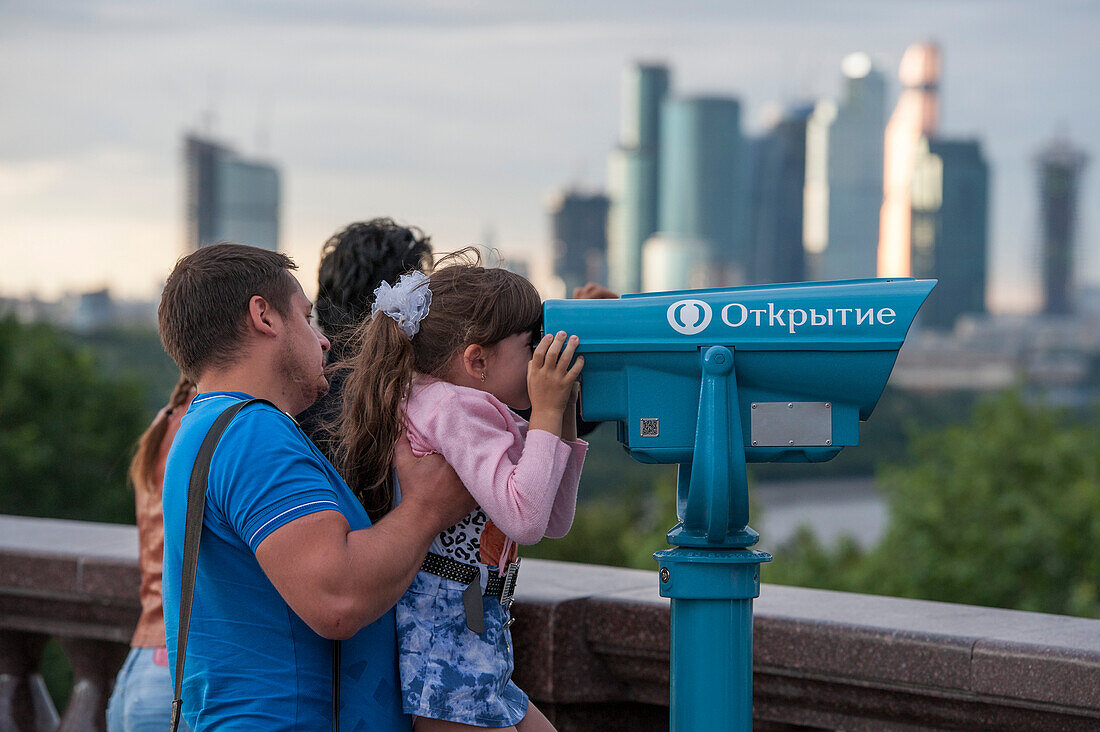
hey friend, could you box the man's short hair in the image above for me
[316,219,432,359]
[159,243,298,379]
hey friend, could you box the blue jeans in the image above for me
[107,647,191,732]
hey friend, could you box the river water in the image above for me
[753,477,886,552]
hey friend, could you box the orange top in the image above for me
[130,398,191,648]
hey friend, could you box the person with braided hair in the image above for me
[107,376,196,732]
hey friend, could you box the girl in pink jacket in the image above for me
[338,257,586,731]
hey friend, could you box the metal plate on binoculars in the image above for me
[750,402,833,447]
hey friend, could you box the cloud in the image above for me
[0,159,67,197]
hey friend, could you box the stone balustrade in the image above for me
[2,514,1099,731]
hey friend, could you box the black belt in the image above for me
[420,553,519,603]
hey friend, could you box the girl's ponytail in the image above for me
[335,313,415,521]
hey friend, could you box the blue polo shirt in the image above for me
[162,392,408,731]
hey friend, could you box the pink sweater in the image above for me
[404,376,586,546]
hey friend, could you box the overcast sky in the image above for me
[1,0,1097,311]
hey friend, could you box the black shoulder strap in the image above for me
[170,398,341,732]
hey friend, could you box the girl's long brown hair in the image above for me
[129,374,195,492]
[334,250,542,520]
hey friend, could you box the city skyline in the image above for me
[1,0,1097,310]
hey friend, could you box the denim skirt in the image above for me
[396,570,528,727]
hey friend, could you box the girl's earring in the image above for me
[480,372,487,382]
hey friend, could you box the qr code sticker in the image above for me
[640,418,659,437]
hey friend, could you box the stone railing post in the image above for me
[0,629,59,732]
[55,638,127,732]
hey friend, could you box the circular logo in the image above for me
[666,299,713,335]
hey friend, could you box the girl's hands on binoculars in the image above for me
[528,332,584,429]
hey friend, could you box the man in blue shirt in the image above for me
[158,243,474,730]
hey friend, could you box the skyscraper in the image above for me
[910,137,989,329]
[1035,136,1089,315]
[641,234,709,292]
[805,52,887,281]
[184,136,226,253]
[749,104,813,284]
[184,134,281,253]
[655,96,748,287]
[607,151,657,293]
[879,41,941,277]
[548,190,611,295]
[607,64,670,294]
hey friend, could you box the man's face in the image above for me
[276,276,331,414]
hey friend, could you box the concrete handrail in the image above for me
[2,514,1099,731]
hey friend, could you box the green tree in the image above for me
[526,465,760,571]
[66,326,179,413]
[767,392,1100,618]
[0,316,148,524]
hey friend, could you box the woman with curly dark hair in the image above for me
[315,218,434,362]
[298,218,434,468]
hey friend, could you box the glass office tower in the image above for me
[657,96,748,287]
[641,233,709,292]
[910,137,989,330]
[806,52,886,282]
[749,104,813,284]
[607,64,670,294]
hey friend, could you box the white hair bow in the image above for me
[371,271,432,338]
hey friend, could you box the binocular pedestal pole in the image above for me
[656,346,772,731]
[655,548,770,731]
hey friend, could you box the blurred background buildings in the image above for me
[1036,137,1090,316]
[909,136,989,330]
[540,42,1093,341]
[536,43,1096,402]
[184,134,281,253]
[549,189,610,296]
[749,103,811,286]
[808,52,886,284]
[606,63,669,295]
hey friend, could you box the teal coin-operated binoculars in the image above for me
[544,278,935,731]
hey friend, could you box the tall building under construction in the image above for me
[1035,137,1089,315]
